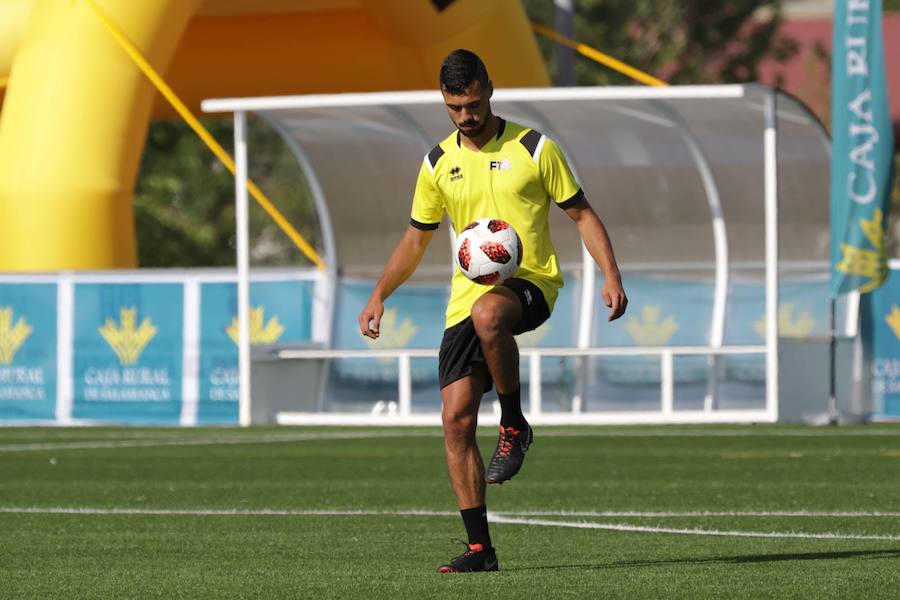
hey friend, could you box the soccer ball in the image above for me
[454,218,523,285]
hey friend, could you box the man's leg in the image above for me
[470,288,533,483]
[440,366,489,510]
[437,365,499,573]
[469,287,522,399]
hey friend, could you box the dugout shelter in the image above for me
[203,85,847,426]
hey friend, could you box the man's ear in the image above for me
[487,81,494,98]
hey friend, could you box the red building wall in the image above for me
[758,13,900,145]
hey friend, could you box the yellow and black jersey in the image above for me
[410,118,583,329]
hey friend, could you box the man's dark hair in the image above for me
[439,49,490,94]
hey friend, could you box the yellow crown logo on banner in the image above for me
[0,307,32,365]
[99,307,157,366]
[364,308,418,362]
[886,305,900,340]
[835,208,889,293]
[227,307,285,346]
[625,305,679,346]
[753,303,815,339]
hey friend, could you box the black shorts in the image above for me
[438,278,551,392]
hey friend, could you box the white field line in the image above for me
[4,426,900,453]
[0,432,192,440]
[1,507,899,519]
[501,510,900,518]
[488,515,900,542]
[0,430,442,453]
[2,426,899,449]
[541,429,900,438]
[3,507,900,541]
[0,507,457,517]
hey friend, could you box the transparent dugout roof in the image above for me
[205,85,830,278]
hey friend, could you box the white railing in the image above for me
[274,345,770,426]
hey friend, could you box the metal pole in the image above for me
[398,353,412,417]
[554,0,575,86]
[529,351,543,417]
[234,111,252,427]
[829,295,838,421]
[763,90,780,422]
[660,350,674,417]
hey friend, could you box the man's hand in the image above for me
[602,276,627,321]
[359,297,385,340]
[357,225,434,340]
[563,200,627,321]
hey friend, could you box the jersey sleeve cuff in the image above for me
[410,218,440,231]
[556,188,586,209]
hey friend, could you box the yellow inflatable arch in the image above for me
[0,0,548,271]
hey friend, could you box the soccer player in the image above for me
[358,49,627,572]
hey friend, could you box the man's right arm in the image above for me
[358,225,435,339]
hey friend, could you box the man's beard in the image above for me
[458,119,488,138]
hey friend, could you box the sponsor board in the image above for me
[197,281,314,424]
[0,285,57,420]
[72,284,183,424]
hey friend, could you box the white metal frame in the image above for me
[274,346,767,426]
[256,113,338,347]
[204,85,807,427]
[202,85,749,113]
[234,112,252,427]
[55,274,74,425]
[763,89,780,421]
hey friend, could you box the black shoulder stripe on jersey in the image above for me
[410,218,440,231]
[427,145,445,170]
[520,129,543,157]
[556,188,587,209]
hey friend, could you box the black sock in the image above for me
[460,506,492,550]
[497,387,527,429]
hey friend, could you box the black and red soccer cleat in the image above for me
[436,541,499,573]
[486,423,533,484]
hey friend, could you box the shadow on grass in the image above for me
[504,549,900,572]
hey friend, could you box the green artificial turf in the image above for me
[1,425,899,598]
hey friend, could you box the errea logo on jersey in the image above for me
[489,159,511,171]
[450,166,463,181]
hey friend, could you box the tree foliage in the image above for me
[134,115,320,268]
[523,0,798,86]
[133,118,235,267]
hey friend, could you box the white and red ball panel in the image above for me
[454,218,523,285]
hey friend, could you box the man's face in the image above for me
[441,80,493,138]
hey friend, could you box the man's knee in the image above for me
[470,296,508,341]
[442,404,476,439]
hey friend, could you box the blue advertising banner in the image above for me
[723,278,843,384]
[0,284,57,421]
[594,276,714,348]
[197,280,314,424]
[590,276,714,384]
[866,270,900,418]
[516,269,580,349]
[331,280,449,385]
[72,284,183,424]
[830,0,895,294]
[725,279,841,345]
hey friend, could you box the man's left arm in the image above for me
[564,199,627,321]
[535,135,626,320]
